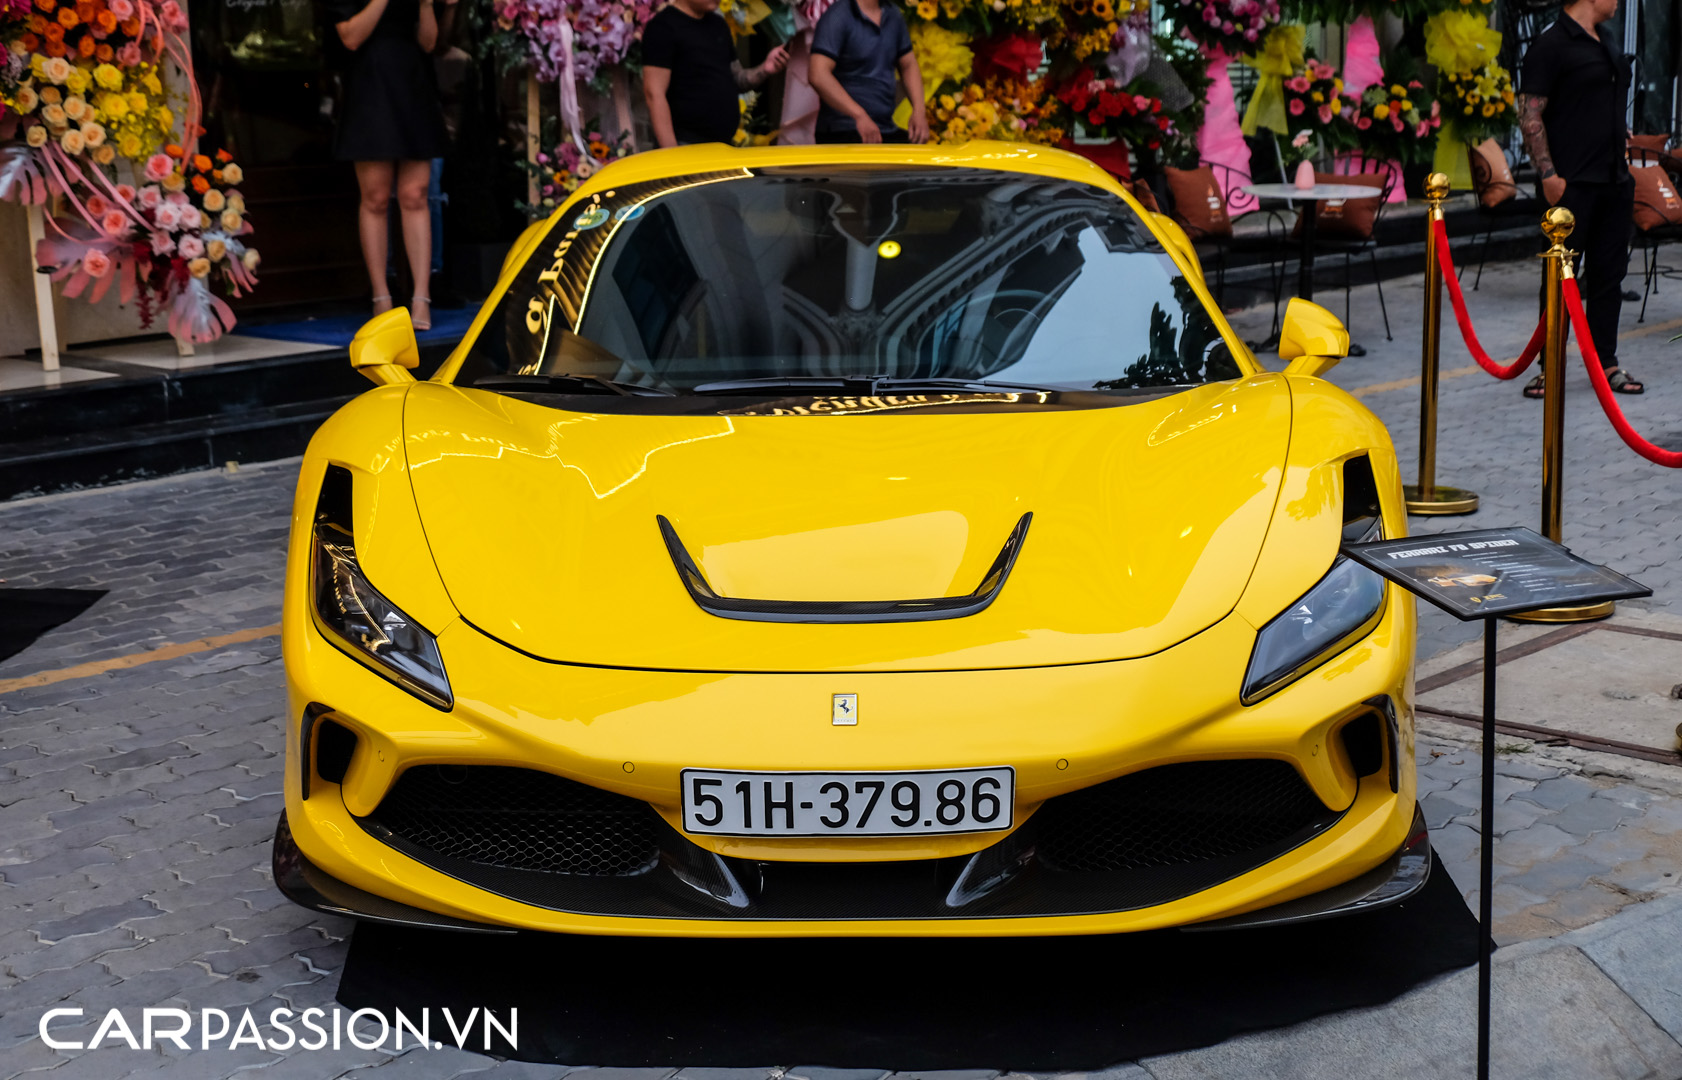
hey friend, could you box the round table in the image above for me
[1240,182,1384,303]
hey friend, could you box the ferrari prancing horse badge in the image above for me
[832,693,857,726]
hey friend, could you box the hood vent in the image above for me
[657,513,1033,624]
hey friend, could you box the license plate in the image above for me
[680,767,1015,837]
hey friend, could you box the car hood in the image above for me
[403,377,1292,672]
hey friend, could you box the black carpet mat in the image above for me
[336,852,1479,1069]
[0,588,107,665]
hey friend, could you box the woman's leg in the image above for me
[354,160,396,312]
[396,159,433,328]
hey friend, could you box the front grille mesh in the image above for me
[366,765,660,877]
[1035,760,1329,874]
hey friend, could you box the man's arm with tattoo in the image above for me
[1518,93,1566,204]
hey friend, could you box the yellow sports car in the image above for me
[274,141,1428,937]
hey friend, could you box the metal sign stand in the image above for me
[1341,527,1650,1080]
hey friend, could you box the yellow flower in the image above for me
[162,171,185,192]
[188,257,211,278]
[64,67,90,95]
[93,63,122,91]
[1400,99,1412,110]
[141,71,161,95]
[242,249,261,272]
[100,92,127,119]
[39,86,61,105]
[93,144,115,165]
[79,121,104,146]
[227,192,246,213]
[14,86,39,112]
[117,131,143,158]
[127,91,147,114]
[1372,103,1389,121]
[915,0,935,17]
[222,164,243,184]
[207,239,227,261]
[1310,90,1323,103]
[221,209,244,232]
[1482,103,1494,116]
[40,102,66,126]
[202,189,225,212]
[1390,84,1404,96]
[25,125,48,148]
[1090,0,1112,16]
[1463,105,1473,114]
[154,105,173,130]
[59,128,84,154]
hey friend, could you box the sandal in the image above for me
[372,294,393,316]
[1522,373,1545,399]
[1607,368,1645,395]
[411,295,431,332]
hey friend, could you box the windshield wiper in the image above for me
[691,375,1061,395]
[472,373,673,397]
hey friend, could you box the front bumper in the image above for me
[280,585,1417,936]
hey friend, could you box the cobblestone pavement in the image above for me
[2,258,1681,1078]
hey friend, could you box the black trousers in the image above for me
[1555,177,1634,370]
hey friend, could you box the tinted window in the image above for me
[455,165,1241,393]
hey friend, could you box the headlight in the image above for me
[310,470,452,710]
[1242,535,1386,705]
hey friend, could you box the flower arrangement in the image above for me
[33,144,260,340]
[930,77,1063,145]
[1282,0,1485,23]
[1281,55,1352,137]
[518,119,633,216]
[1163,0,1280,55]
[1055,68,1174,150]
[1438,62,1514,144]
[0,0,260,341]
[487,0,657,88]
[1345,77,1441,164]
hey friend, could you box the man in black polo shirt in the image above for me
[808,0,927,144]
[1518,0,1643,395]
[643,0,788,147]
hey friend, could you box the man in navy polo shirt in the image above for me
[807,0,927,144]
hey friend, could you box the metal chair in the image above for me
[1162,160,1292,324]
[1303,155,1394,343]
[1465,143,1544,291]
[1627,145,1682,324]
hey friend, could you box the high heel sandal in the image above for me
[411,295,431,332]
[372,294,393,316]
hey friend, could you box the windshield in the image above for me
[452,165,1243,394]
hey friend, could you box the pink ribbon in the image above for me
[1196,48,1253,214]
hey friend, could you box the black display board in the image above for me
[1343,526,1650,619]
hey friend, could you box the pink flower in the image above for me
[109,0,133,17]
[1430,101,1441,118]
[1416,121,1429,137]
[177,235,205,259]
[150,233,174,257]
[159,0,187,29]
[117,42,141,66]
[1357,116,1372,130]
[1391,113,1405,132]
[1221,19,1233,31]
[86,194,110,217]
[102,209,129,234]
[1288,99,1305,116]
[155,204,180,229]
[1244,26,1259,40]
[1133,94,1151,111]
[82,250,112,278]
[138,186,162,209]
[1317,104,1333,124]
[1287,76,1310,93]
[144,154,172,181]
[166,190,191,206]
[1407,79,1422,89]
[115,183,135,202]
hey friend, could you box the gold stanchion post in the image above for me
[1404,172,1479,515]
[1510,206,1615,623]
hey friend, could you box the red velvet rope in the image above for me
[1433,218,1546,380]
[1562,278,1682,468]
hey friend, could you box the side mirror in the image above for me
[349,308,420,386]
[1148,212,1205,282]
[1277,298,1350,378]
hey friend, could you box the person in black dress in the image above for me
[329,0,451,329]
